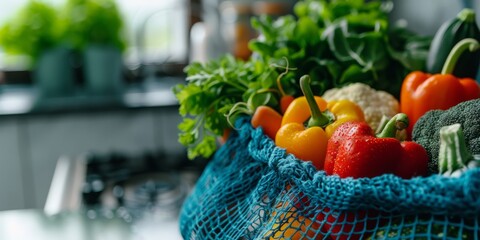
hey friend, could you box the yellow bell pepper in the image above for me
[275,75,365,170]
[325,99,365,137]
[281,96,328,125]
[264,208,321,239]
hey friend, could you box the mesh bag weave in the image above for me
[179,118,480,239]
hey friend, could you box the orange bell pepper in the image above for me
[275,75,364,170]
[401,38,480,137]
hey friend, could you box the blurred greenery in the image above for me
[0,0,126,65]
[59,0,126,51]
[0,0,61,62]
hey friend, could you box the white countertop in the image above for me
[0,208,183,240]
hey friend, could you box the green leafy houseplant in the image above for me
[0,0,77,98]
[59,0,127,96]
[59,0,126,52]
[0,0,127,97]
[0,0,61,63]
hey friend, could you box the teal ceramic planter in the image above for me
[34,47,76,98]
[83,45,123,96]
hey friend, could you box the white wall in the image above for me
[390,0,476,36]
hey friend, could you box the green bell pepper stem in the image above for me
[438,123,472,175]
[441,38,480,74]
[376,113,409,138]
[299,75,334,128]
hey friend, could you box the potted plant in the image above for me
[60,0,127,97]
[0,0,76,98]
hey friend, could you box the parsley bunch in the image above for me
[173,55,287,159]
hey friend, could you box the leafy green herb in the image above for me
[174,55,283,159]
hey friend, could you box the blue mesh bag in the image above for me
[179,118,480,239]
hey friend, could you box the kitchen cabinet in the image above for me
[0,118,25,210]
[26,109,175,209]
[0,107,184,210]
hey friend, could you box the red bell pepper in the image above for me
[320,113,429,239]
[324,113,429,179]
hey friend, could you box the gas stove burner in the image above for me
[80,151,205,222]
[82,174,106,206]
[112,172,188,218]
[134,179,176,204]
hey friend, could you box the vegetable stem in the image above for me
[299,75,334,128]
[438,123,471,175]
[375,115,390,135]
[376,113,409,138]
[273,57,296,97]
[219,77,249,92]
[441,38,480,74]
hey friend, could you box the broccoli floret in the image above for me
[412,99,480,175]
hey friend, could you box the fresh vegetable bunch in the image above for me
[174,0,431,159]
[176,3,480,238]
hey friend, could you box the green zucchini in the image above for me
[426,8,480,78]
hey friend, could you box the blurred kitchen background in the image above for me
[0,0,477,239]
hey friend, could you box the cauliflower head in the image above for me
[322,83,399,130]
